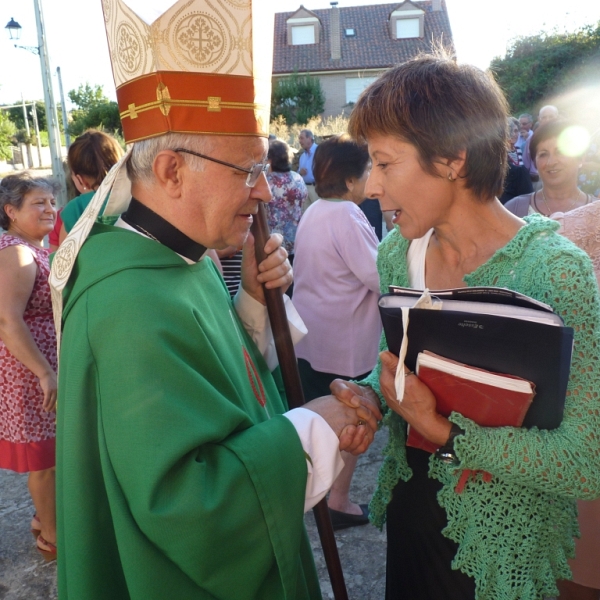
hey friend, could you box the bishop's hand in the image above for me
[241,232,292,304]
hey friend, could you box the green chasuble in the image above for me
[56,223,321,600]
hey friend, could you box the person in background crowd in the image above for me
[0,173,59,561]
[500,116,533,204]
[505,120,597,217]
[551,202,600,600]
[49,129,123,250]
[212,246,243,298]
[579,126,600,199]
[359,198,384,241]
[336,53,600,600]
[298,129,318,211]
[538,104,560,127]
[293,135,381,530]
[266,139,307,261]
[516,113,534,152]
[523,105,560,182]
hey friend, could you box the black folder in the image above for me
[379,288,574,430]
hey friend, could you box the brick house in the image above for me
[272,0,454,118]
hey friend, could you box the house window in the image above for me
[345,77,378,104]
[291,25,316,45]
[345,28,356,37]
[396,17,420,39]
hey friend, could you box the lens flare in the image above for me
[557,126,591,157]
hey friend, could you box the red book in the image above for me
[407,351,536,453]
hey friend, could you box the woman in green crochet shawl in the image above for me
[335,54,600,600]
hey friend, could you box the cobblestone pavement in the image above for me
[0,430,387,600]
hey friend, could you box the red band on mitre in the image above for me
[116,71,269,143]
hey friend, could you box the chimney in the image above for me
[330,1,341,61]
[432,0,442,10]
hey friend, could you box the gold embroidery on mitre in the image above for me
[128,103,138,119]
[102,0,111,22]
[116,21,144,74]
[120,96,265,121]
[157,84,172,115]
[207,96,221,112]
[175,12,226,67]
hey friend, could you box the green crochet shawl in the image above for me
[361,214,600,600]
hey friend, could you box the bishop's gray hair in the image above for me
[126,133,212,185]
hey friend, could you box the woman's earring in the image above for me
[448,172,455,182]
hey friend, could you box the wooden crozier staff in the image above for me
[251,203,349,600]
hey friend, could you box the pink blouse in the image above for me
[293,199,381,377]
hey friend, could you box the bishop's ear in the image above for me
[152,150,186,198]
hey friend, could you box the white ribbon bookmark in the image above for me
[394,289,441,402]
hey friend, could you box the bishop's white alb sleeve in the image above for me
[283,407,345,512]
[234,288,307,371]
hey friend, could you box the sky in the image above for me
[0,0,598,109]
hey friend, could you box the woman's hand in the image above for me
[379,351,451,446]
[39,371,58,413]
[241,232,292,304]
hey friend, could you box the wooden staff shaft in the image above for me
[251,203,349,600]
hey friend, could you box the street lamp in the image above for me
[5,7,67,205]
[5,18,22,40]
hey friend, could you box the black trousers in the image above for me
[297,358,370,401]
[385,448,476,600]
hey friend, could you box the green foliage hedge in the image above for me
[491,23,600,115]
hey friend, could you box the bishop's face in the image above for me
[177,136,271,250]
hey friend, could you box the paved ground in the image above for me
[0,430,387,600]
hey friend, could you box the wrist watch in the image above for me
[434,423,465,465]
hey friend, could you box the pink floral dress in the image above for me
[0,234,57,473]
[266,170,307,255]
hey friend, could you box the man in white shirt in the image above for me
[298,129,319,211]
[516,113,533,152]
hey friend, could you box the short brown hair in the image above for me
[268,140,292,172]
[314,135,370,199]
[530,119,585,165]
[68,130,123,189]
[348,54,509,200]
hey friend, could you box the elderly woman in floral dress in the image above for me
[266,139,307,263]
[0,172,59,561]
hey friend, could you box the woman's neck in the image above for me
[540,184,584,205]
[425,199,524,289]
[7,228,44,248]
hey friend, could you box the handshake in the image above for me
[304,381,382,455]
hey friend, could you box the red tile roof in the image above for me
[273,1,454,74]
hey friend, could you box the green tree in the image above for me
[271,73,325,125]
[0,111,17,160]
[68,83,122,137]
[491,23,600,115]
[6,100,47,132]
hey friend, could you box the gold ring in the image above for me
[405,370,415,377]
[357,419,366,427]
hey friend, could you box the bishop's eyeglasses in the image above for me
[173,148,269,188]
